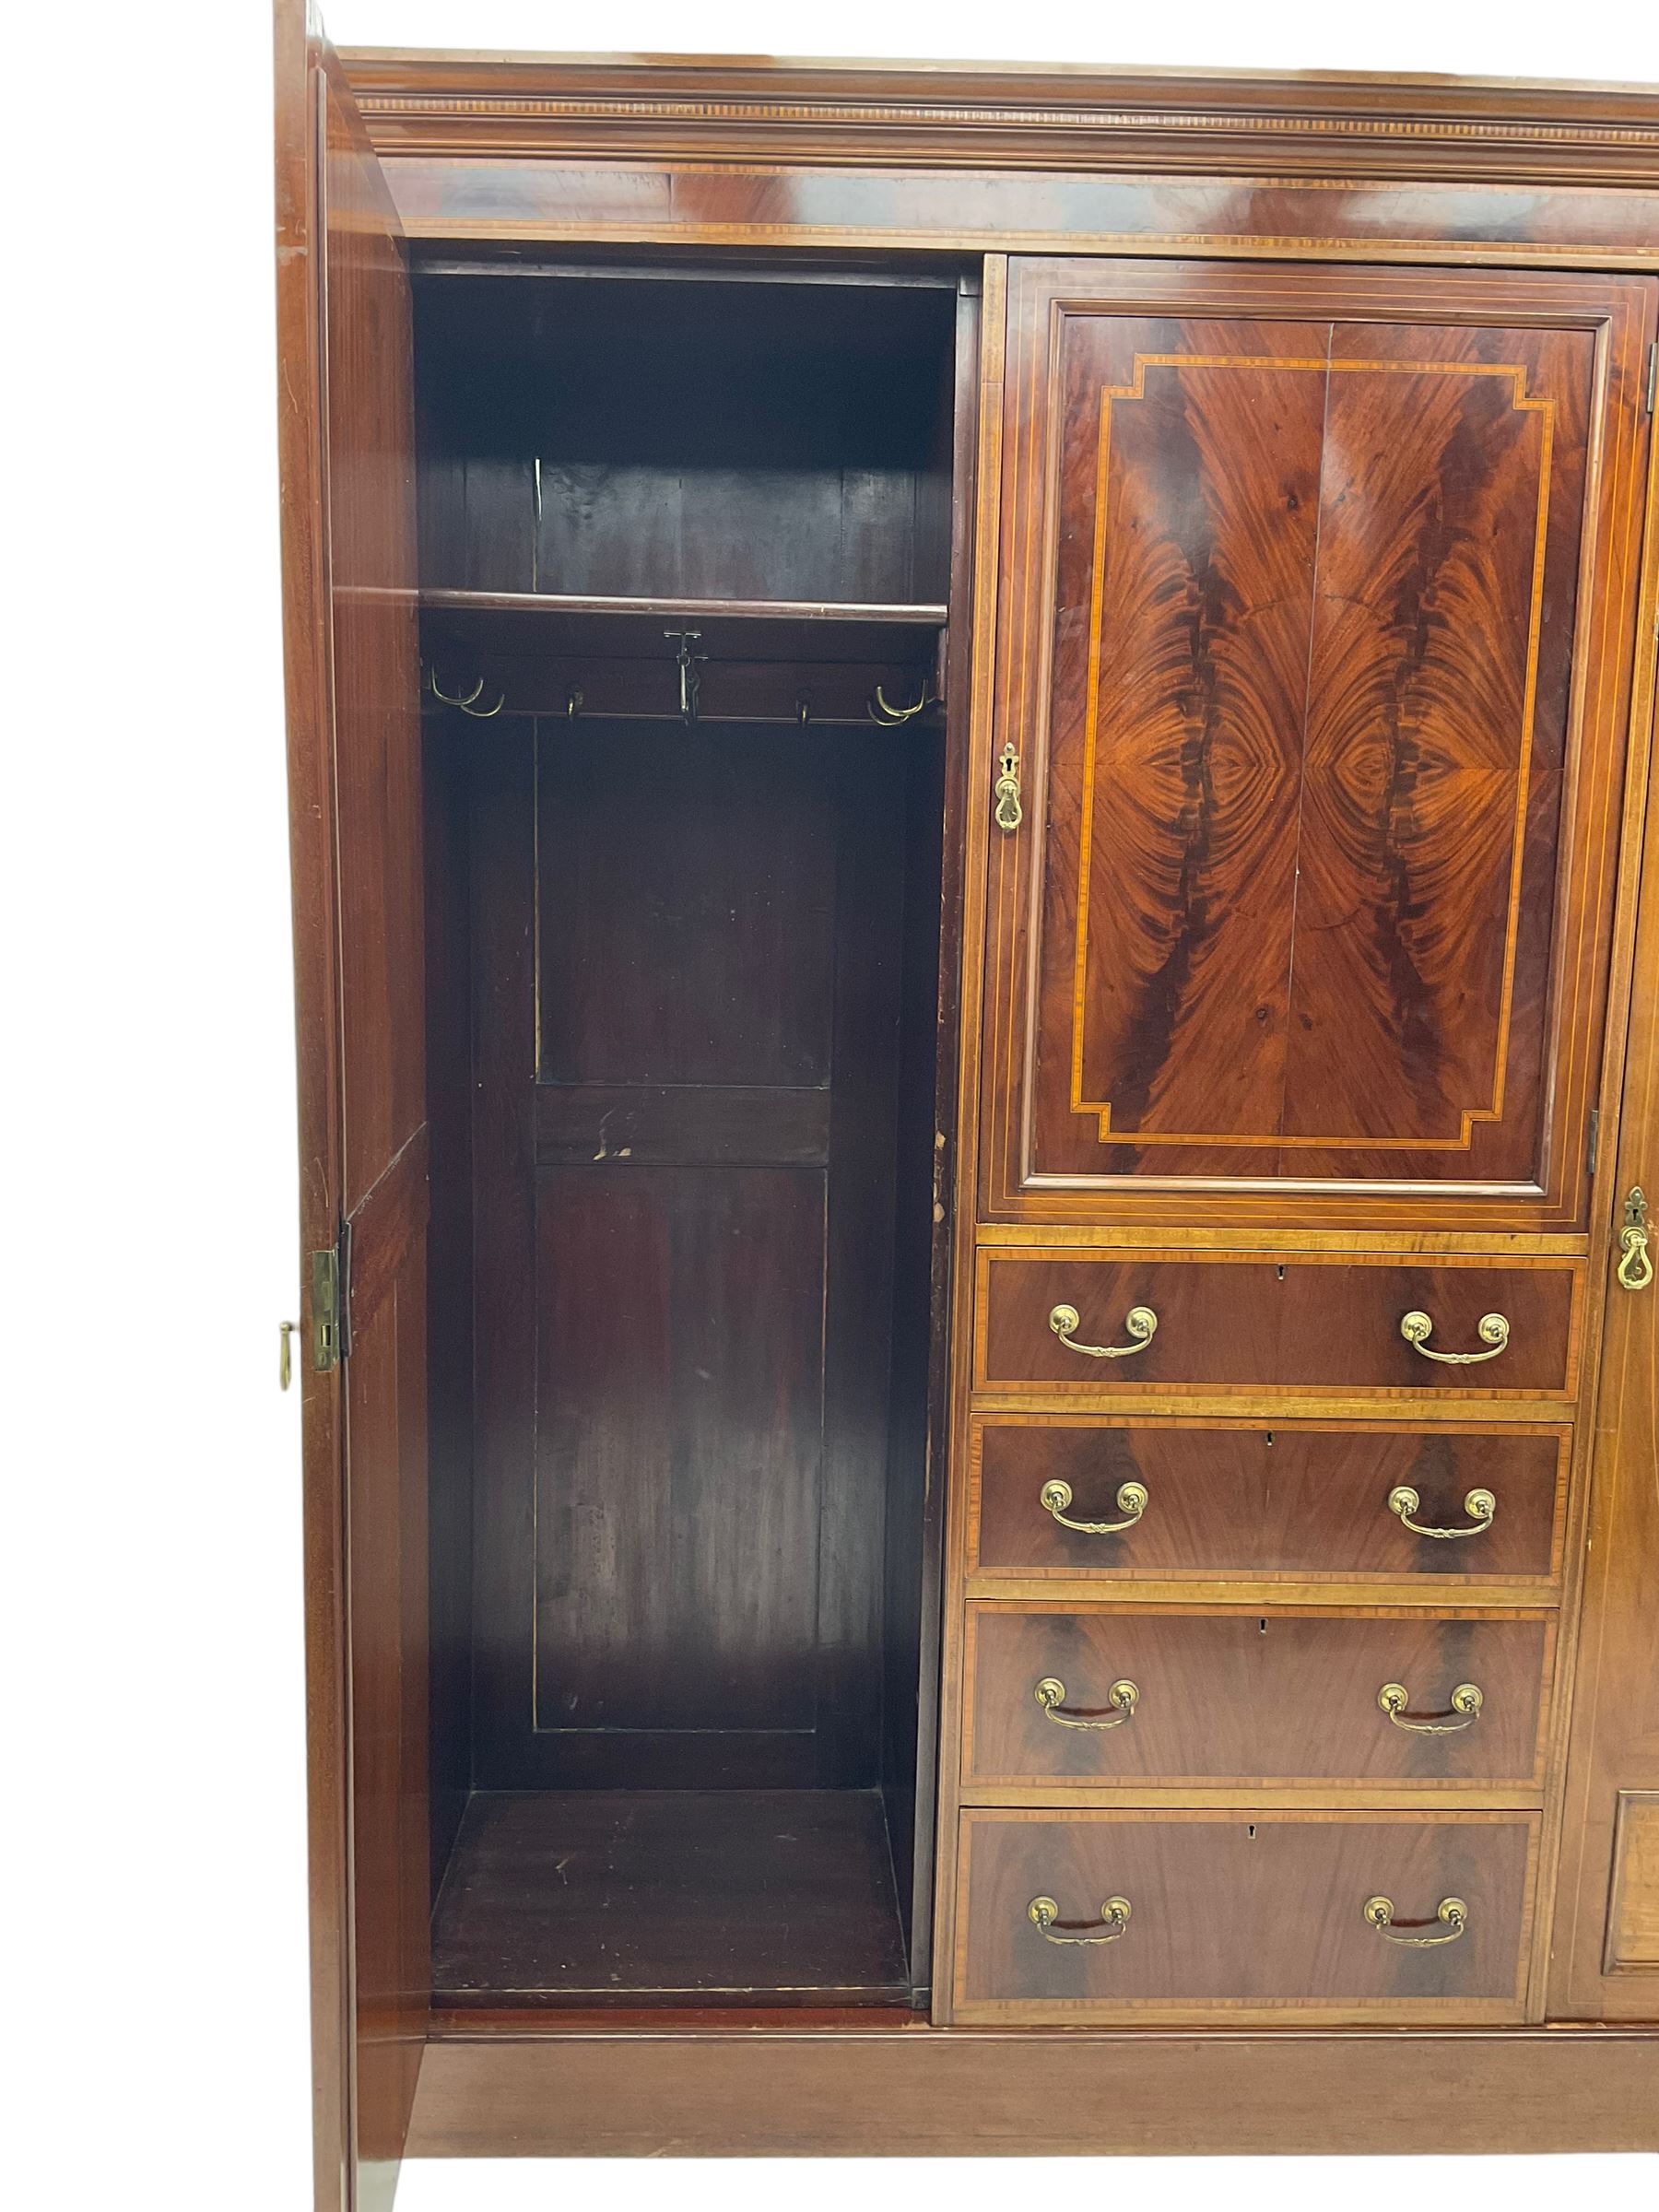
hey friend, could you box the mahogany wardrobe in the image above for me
[274,11,1659,2205]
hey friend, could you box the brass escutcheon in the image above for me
[1618,1187,1653,1292]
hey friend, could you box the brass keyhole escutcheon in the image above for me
[994,743,1023,833]
[1618,1186,1653,1291]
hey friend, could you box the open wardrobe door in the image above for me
[275,6,429,2209]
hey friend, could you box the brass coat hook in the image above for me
[429,665,484,708]
[665,630,705,724]
[429,664,506,717]
[868,678,931,726]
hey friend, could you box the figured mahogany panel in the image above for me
[980,260,1655,1230]
[1042,316,1573,1181]
[969,1418,1568,1583]
[977,1253,1580,1397]
[1281,333,1571,1177]
[953,1809,1535,2019]
[962,1604,1551,1788]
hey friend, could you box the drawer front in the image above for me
[953,1809,1535,2020]
[963,1606,1552,1788]
[969,1418,1569,1583]
[977,1253,1578,1396]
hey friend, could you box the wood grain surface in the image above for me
[962,1604,1551,1788]
[953,1807,1535,2020]
[978,258,1654,1230]
[977,1252,1580,1395]
[968,1417,1568,1583]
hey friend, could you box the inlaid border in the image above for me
[1067,354,1554,1153]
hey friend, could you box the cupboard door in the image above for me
[980,259,1655,1231]
[276,7,428,2208]
[1550,599,1659,2018]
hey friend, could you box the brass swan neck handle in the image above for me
[1034,1677,1138,1730]
[1040,1477,1148,1535]
[1400,1310,1510,1364]
[1028,1894,1132,1946]
[1387,1485,1496,1541]
[1378,1680,1484,1735]
[1364,1895,1467,1947]
[1049,1302,1158,1359]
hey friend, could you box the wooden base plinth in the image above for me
[408,2023,1659,2158]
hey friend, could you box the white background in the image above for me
[4,4,1655,2208]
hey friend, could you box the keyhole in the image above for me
[1247,1824,1257,1841]
[1276,1265,1286,1282]
[1258,1619,1267,1635]
[1265,1430,1274,1447]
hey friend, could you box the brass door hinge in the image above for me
[310,1222,351,1372]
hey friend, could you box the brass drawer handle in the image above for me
[1378,1680,1484,1734]
[1618,1188,1653,1291]
[1363,1894,1467,1947]
[1399,1309,1510,1364]
[1049,1302,1158,1359]
[1034,1675,1138,1729]
[1387,1484,1496,1541]
[1028,1894,1132,1946]
[1040,1477,1148,1535]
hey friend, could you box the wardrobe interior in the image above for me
[417,258,974,2010]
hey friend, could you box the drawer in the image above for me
[962,1604,1552,1789]
[968,1418,1570,1583]
[952,1809,1535,2021]
[976,1252,1580,1397]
